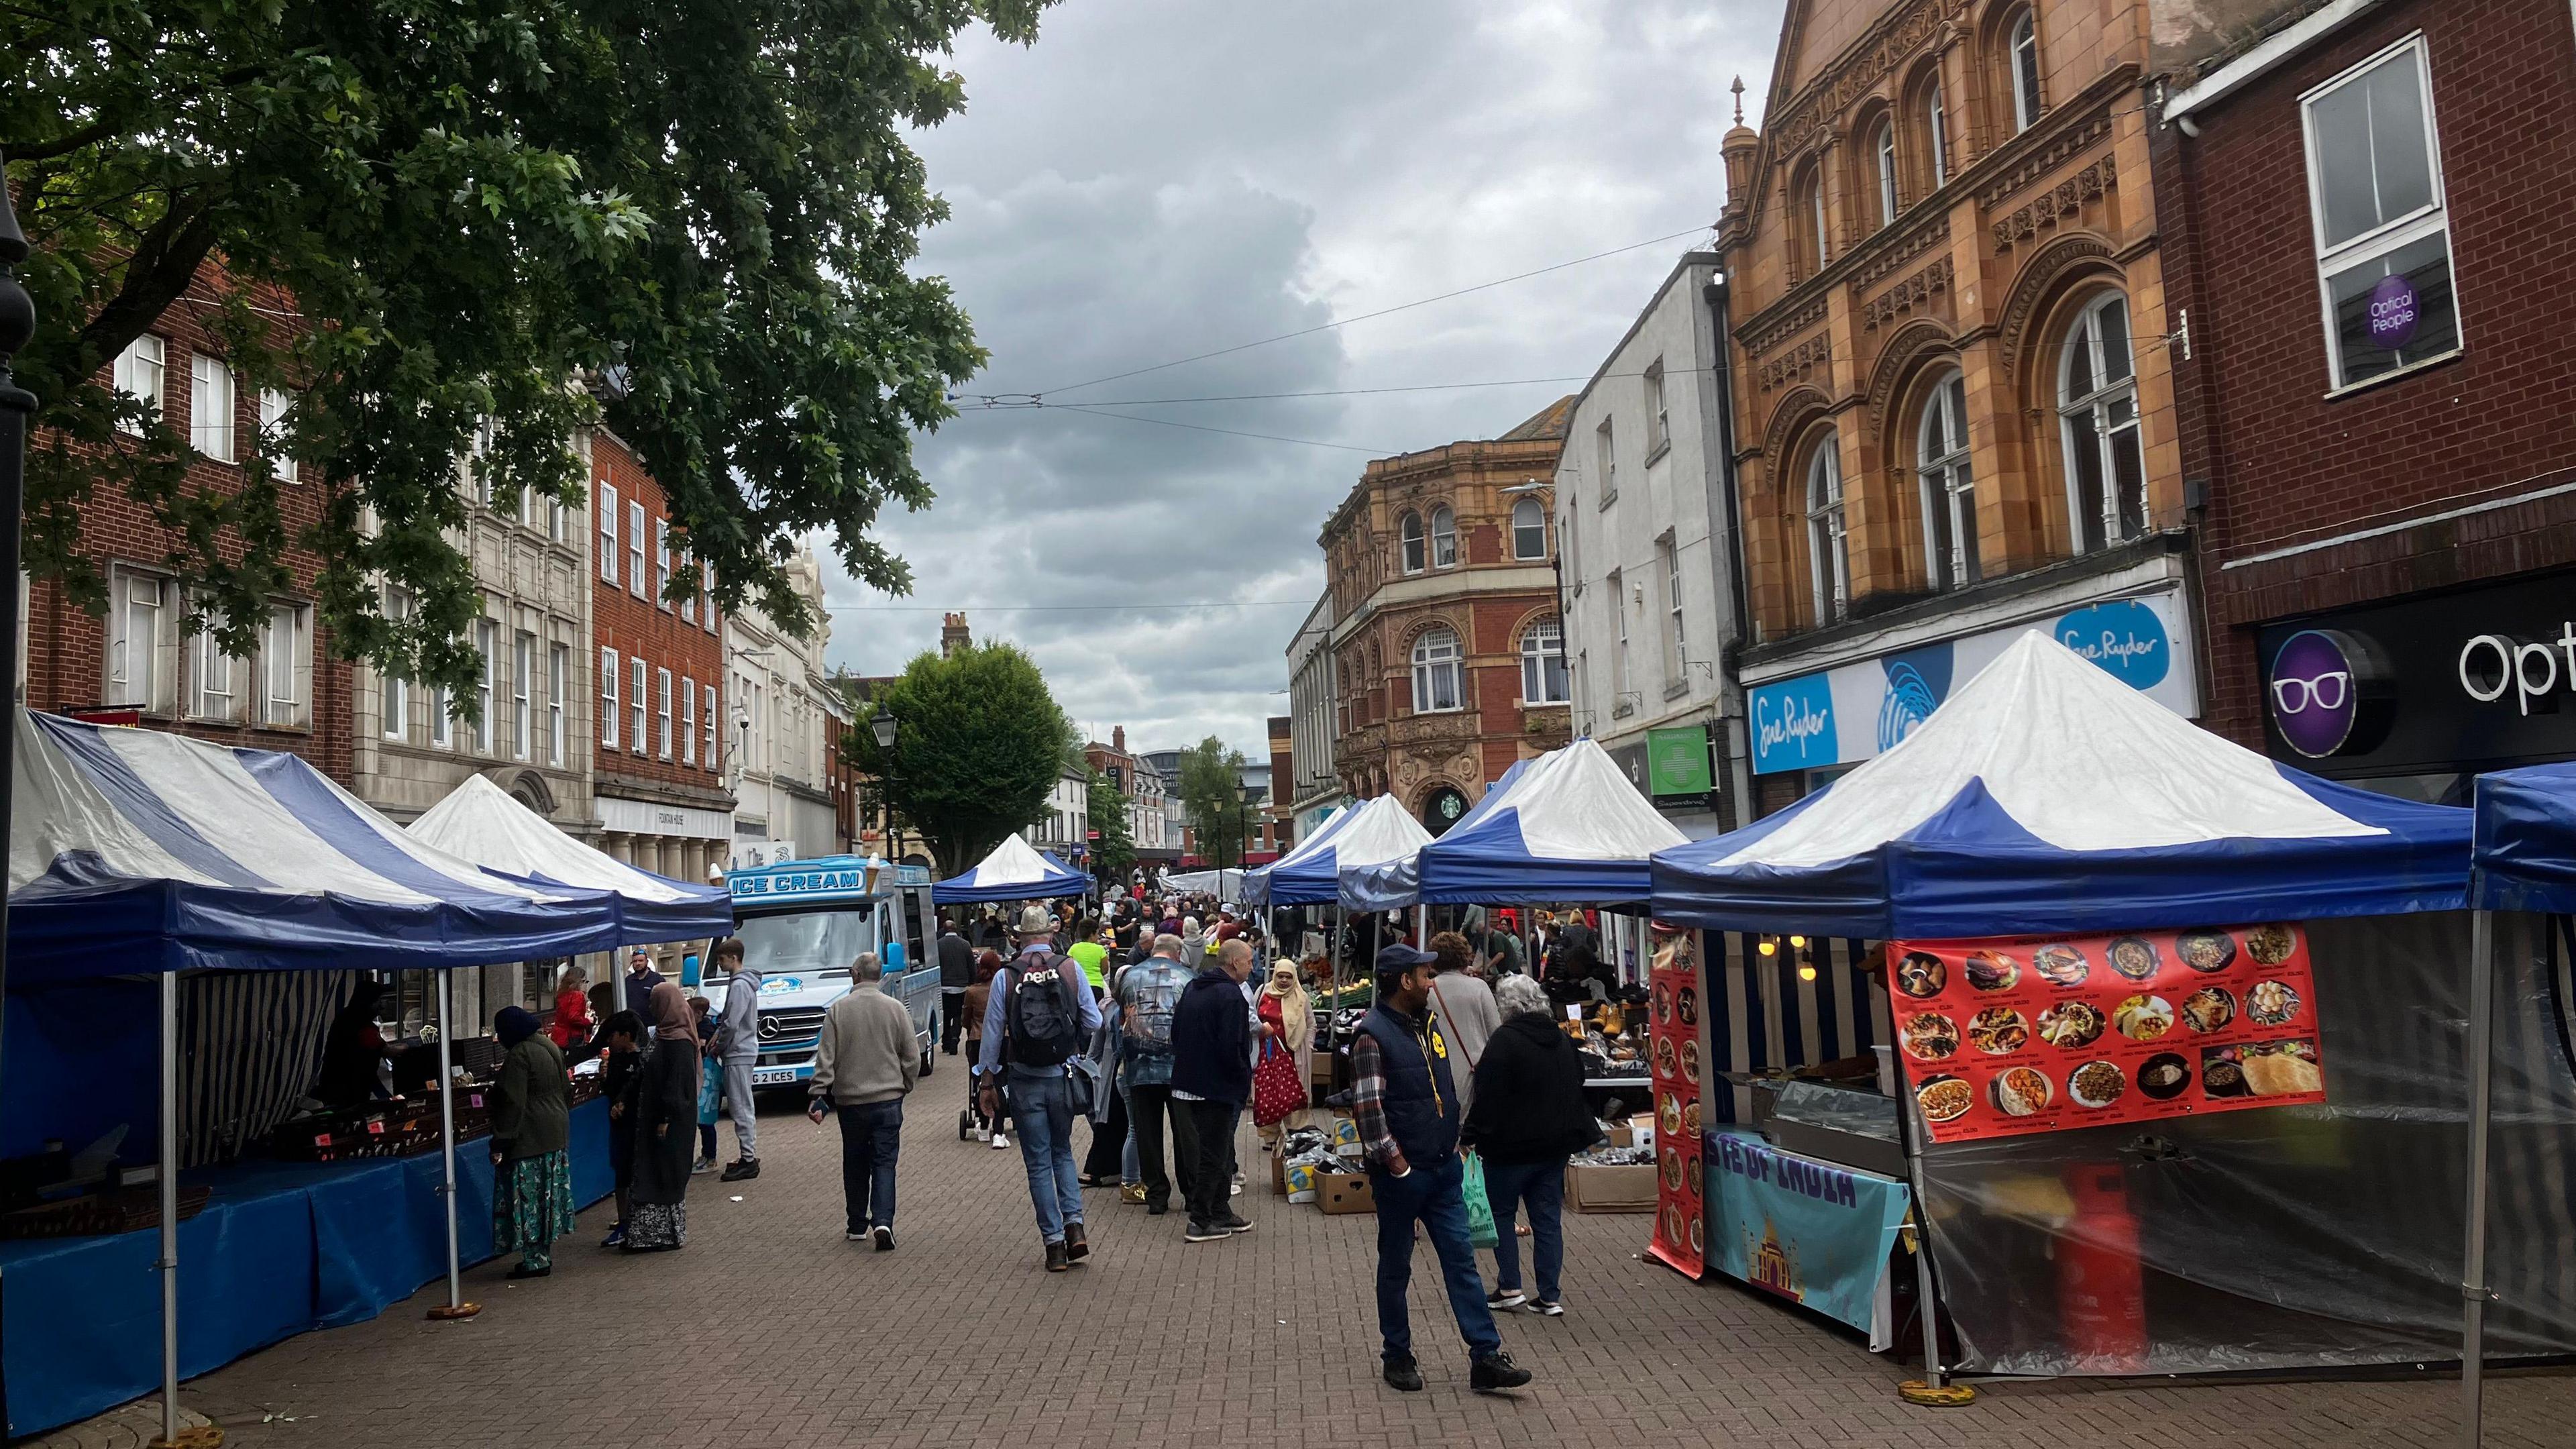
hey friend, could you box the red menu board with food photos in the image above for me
[1886,924,2325,1144]
[1647,929,1705,1278]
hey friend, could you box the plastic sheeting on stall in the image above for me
[1915,911,2576,1376]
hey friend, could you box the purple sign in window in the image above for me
[2366,274,2420,350]
[2268,630,2359,758]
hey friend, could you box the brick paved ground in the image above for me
[150,1095,2568,1449]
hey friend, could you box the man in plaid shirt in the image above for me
[1349,943,1531,1396]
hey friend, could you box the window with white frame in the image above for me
[683,674,698,766]
[1927,78,1951,187]
[469,420,496,506]
[1806,435,1851,625]
[657,667,674,759]
[189,355,235,463]
[1610,570,1631,706]
[190,608,239,722]
[703,683,718,771]
[2010,10,2043,133]
[681,553,697,624]
[1512,497,1547,560]
[629,656,647,752]
[105,568,174,714]
[259,388,292,456]
[1519,620,1569,705]
[548,642,569,764]
[702,571,716,633]
[548,492,567,543]
[655,519,672,608]
[1595,418,1617,502]
[511,631,533,759]
[1430,506,1457,568]
[260,601,311,728]
[1409,628,1463,713]
[1876,120,1899,227]
[1660,535,1686,679]
[2059,292,2147,552]
[1917,370,1979,590]
[1802,168,1827,271]
[380,586,411,741]
[113,336,164,435]
[472,620,497,752]
[1645,361,1669,454]
[627,501,647,598]
[598,484,619,585]
[2302,35,2458,390]
[599,647,620,749]
[1399,511,1426,575]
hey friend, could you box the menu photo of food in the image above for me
[1885,925,2326,1144]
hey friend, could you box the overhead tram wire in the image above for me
[1022,223,1715,398]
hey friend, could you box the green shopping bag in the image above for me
[1460,1149,1498,1250]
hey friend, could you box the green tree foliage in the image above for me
[5,0,1052,692]
[1175,735,1253,869]
[1085,767,1134,883]
[845,641,1069,877]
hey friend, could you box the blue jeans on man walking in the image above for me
[835,1099,904,1234]
[1008,1068,1084,1244]
[1479,1155,1567,1303]
[1369,1153,1503,1364]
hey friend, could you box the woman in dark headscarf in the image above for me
[489,1006,574,1278]
[315,979,390,1106]
[625,981,702,1252]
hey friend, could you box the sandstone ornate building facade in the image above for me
[1723,0,2198,814]
[1319,400,1574,834]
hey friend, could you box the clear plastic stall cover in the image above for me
[1918,911,2576,1376]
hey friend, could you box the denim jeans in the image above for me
[1480,1155,1567,1302]
[1008,1068,1084,1244]
[1120,1083,1141,1185]
[835,1099,904,1232]
[1369,1154,1503,1364]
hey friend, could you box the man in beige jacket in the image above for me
[804,953,920,1249]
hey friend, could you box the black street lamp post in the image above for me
[0,152,38,1071]
[868,707,898,854]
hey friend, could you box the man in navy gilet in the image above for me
[1350,944,1532,1395]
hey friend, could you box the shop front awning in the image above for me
[7,710,627,983]
[1651,632,2472,939]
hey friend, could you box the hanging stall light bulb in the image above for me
[1789,934,1807,949]
[1798,964,1818,982]
[1758,938,1777,957]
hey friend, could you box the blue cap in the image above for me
[1373,943,1438,979]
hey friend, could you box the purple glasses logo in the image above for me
[2367,274,2420,350]
[2269,630,2361,757]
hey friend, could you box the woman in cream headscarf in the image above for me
[1252,961,1316,1146]
[625,982,702,1252]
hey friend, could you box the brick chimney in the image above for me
[941,612,971,657]
[1112,725,1126,752]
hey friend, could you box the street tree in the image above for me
[845,641,1070,877]
[1086,767,1135,884]
[6,0,1053,696]
[1175,736,1253,869]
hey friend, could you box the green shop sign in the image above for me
[1646,725,1712,797]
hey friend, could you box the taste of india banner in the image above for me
[1646,929,1705,1277]
[1888,922,2326,1145]
[1706,1130,1913,1344]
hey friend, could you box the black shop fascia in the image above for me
[2257,569,2576,805]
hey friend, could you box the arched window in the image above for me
[1511,497,1547,559]
[2059,292,2145,552]
[1399,511,1426,574]
[2010,11,2043,134]
[1874,120,1900,228]
[1519,620,1569,704]
[1411,629,1464,713]
[1805,437,1850,625]
[1430,505,1458,568]
[1926,78,1951,188]
[1917,371,1978,590]
[1796,166,1829,271]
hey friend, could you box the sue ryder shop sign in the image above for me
[2257,570,2576,777]
[1747,588,2200,775]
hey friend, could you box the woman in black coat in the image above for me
[1460,973,1602,1316]
[625,982,702,1252]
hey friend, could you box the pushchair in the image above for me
[957,1062,1011,1144]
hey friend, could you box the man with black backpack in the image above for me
[978,904,1102,1272]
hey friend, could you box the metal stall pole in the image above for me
[2461,908,2497,1449]
[428,969,480,1321]
[158,968,182,1446]
[1896,1065,1974,1408]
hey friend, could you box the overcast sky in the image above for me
[818,0,1784,761]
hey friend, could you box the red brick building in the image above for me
[2152,0,2576,800]
[1319,400,1575,833]
[590,428,731,879]
[26,263,354,781]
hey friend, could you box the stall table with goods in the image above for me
[0,714,730,1439]
[1650,635,2576,1395]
